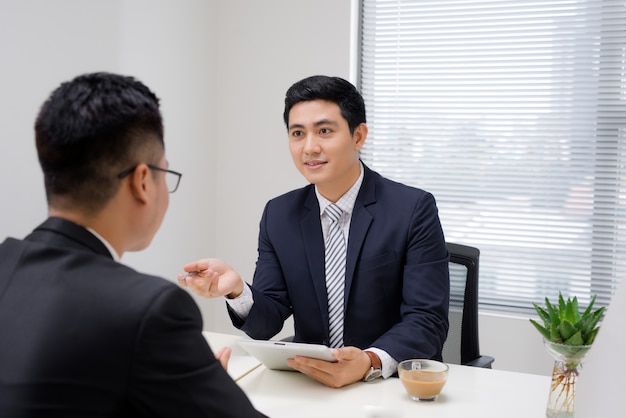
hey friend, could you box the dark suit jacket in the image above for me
[0,218,265,418]
[229,164,450,363]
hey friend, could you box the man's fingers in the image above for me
[177,273,189,286]
[182,260,209,272]
[215,346,232,370]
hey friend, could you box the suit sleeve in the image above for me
[128,286,266,417]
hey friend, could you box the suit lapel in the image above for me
[300,190,330,325]
[345,166,376,309]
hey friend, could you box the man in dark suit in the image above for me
[180,75,450,388]
[0,72,265,417]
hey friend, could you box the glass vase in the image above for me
[543,339,592,418]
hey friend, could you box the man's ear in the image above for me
[129,163,151,204]
[353,123,368,151]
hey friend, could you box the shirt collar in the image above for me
[86,227,121,262]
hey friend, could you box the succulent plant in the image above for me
[531,293,605,417]
[530,292,605,346]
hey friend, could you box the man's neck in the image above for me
[316,162,363,203]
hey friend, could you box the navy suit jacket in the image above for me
[0,217,264,418]
[230,164,450,363]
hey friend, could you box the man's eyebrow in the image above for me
[288,119,339,130]
[288,123,305,131]
[313,119,338,127]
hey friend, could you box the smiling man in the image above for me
[180,75,450,388]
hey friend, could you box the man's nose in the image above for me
[303,134,320,154]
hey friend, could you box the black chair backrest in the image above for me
[442,242,494,368]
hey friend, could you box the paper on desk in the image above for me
[227,356,263,381]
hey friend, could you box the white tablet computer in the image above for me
[237,339,337,371]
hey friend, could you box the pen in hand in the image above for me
[179,271,200,284]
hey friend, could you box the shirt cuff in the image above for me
[224,282,254,319]
[366,347,398,379]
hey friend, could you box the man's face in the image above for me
[287,99,366,201]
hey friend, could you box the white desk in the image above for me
[204,332,550,418]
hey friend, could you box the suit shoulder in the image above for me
[24,236,185,306]
[264,183,315,210]
[95,259,183,298]
[370,169,435,201]
[269,183,314,201]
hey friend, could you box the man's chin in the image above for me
[299,166,328,184]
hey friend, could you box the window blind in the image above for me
[359,0,626,313]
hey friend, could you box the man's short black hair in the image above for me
[283,75,366,135]
[35,72,164,214]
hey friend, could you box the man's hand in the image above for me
[178,258,244,299]
[286,346,372,388]
[214,346,232,371]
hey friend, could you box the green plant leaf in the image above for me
[564,330,584,346]
[530,319,551,340]
[580,306,606,341]
[532,303,551,326]
[585,327,600,345]
[571,296,580,322]
[558,293,567,318]
[558,320,577,340]
[550,322,561,342]
[546,297,560,324]
[564,299,577,324]
[581,294,598,317]
[530,293,605,347]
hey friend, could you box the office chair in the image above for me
[442,242,495,368]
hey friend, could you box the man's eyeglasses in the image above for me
[117,164,182,193]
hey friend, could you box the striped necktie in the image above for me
[325,203,346,348]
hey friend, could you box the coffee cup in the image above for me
[397,359,448,401]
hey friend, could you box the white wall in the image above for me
[0,0,552,376]
[0,0,217,282]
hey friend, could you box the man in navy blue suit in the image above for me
[181,75,450,388]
